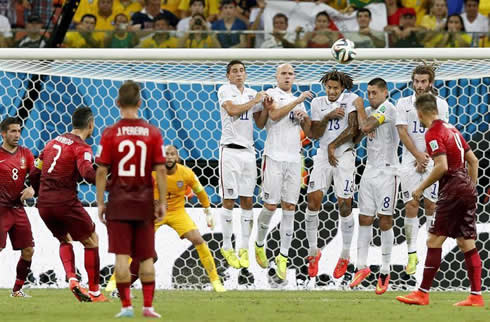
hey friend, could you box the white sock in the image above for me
[404,217,419,254]
[305,209,319,256]
[425,215,433,233]
[221,208,233,250]
[381,228,394,275]
[256,207,275,247]
[356,225,372,269]
[340,213,354,259]
[240,209,254,249]
[279,210,295,257]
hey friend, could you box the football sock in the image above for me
[279,210,294,257]
[130,259,140,285]
[196,243,219,282]
[425,215,433,232]
[357,225,372,269]
[116,282,132,308]
[13,257,31,292]
[464,248,482,295]
[339,213,354,259]
[419,247,442,292]
[305,209,319,256]
[84,247,100,292]
[221,208,233,250]
[59,243,76,280]
[240,209,254,249]
[404,217,419,253]
[142,281,155,308]
[256,207,275,247]
[380,228,394,275]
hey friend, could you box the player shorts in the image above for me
[307,150,355,199]
[38,205,95,242]
[107,219,155,260]
[261,156,302,205]
[154,208,198,238]
[0,207,34,250]
[219,145,257,200]
[358,168,399,216]
[430,170,477,239]
[399,165,438,203]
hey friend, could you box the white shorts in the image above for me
[261,156,302,205]
[307,150,355,199]
[399,166,438,203]
[359,168,399,216]
[219,146,257,200]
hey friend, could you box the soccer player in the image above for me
[218,60,269,269]
[96,80,167,318]
[396,93,483,307]
[0,117,35,297]
[306,70,362,278]
[254,64,313,280]
[30,107,107,303]
[396,65,449,275]
[349,78,399,294]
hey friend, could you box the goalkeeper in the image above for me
[106,145,225,293]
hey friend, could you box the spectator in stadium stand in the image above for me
[138,15,179,47]
[423,14,472,48]
[211,0,247,48]
[92,0,123,31]
[384,0,406,27]
[161,0,181,16]
[16,15,46,48]
[176,0,211,35]
[131,0,179,29]
[419,0,447,31]
[178,0,219,22]
[447,0,464,15]
[260,13,296,48]
[179,12,220,47]
[346,8,386,48]
[118,0,143,21]
[389,8,424,47]
[63,14,104,48]
[104,13,140,48]
[0,13,12,47]
[460,0,488,33]
[248,0,266,48]
[401,0,429,25]
[235,0,255,23]
[295,11,341,48]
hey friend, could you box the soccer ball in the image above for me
[331,38,356,64]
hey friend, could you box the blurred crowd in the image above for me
[0,0,488,48]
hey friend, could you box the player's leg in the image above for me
[401,171,422,275]
[238,196,253,268]
[376,214,394,295]
[255,203,275,269]
[454,238,484,306]
[114,254,134,317]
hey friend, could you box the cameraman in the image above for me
[179,13,220,48]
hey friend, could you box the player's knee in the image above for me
[265,203,277,212]
[338,200,352,217]
[425,202,436,216]
[405,199,419,216]
[281,202,295,211]
[378,216,393,231]
[22,247,34,260]
[359,215,374,226]
[81,233,98,248]
[240,197,253,210]
[223,199,235,210]
[307,193,321,211]
[188,233,204,246]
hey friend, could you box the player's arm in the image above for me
[327,111,359,167]
[397,125,429,167]
[188,171,216,229]
[29,151,44,194]
[76,147,96,184]
[222,91,265,117]
[96,165,109,224]
[268,91,313,121]
[299,112,312,137]
[154,164,167,219]
[309,108,345,139]
[253,96,271,129]
[413,154,447,200]
[465,149,478,185]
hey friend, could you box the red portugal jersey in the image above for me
[0,146,34,207]
[37,133,95,207]
[95,118,166,221]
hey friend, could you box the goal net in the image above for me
[0,48,488,291]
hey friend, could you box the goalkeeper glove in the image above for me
[204,207,215,230]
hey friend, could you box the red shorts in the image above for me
[430,171,477,239]
[107,219,155,260]
[38,205,95,242]
[0,207,34,250]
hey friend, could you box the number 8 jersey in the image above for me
[0,146,34,207]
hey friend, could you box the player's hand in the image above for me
[98,204,107,225]
[327,144,338,167]
[254,91,266,104]
[412,187,423,201]
[415,152,430,168]
[297,91,313,103]
[154,201,167,224]
[263,95,274,111]
[20,186,35,201]
[204,207,215,230]
[293,110,308,122]
[415,163,426,174]
[326,107,345,120]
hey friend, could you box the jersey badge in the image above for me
[379,105,386,113]
[177,180,184,188]
[429,140,439,152]
[96,145,103,157]
[309,181,315,189]
[20,157,26,169]
[340,103,347,110]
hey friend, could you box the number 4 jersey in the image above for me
[0,146,34,207]
[96,119,166,221]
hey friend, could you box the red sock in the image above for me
[59,243,76,280]
[130,260,140,285]
[116,282,132,308]
[84,247,100,292]
[419,247,442,292]
[13,257,31,292]
[142,281,155,308]
[464,248,482,294]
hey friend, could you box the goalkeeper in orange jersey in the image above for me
[106,145,225,293]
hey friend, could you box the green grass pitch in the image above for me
[1,289,488,321]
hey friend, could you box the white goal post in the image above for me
[0,48,488,291]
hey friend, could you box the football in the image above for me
[331,38,357,64]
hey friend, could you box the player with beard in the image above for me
[396,65,449,275]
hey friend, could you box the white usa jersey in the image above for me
[311,92,358,158]
[395,94,449,166]
[218,83,263,149]
[365,100,400,175]
[264,87,306,163]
